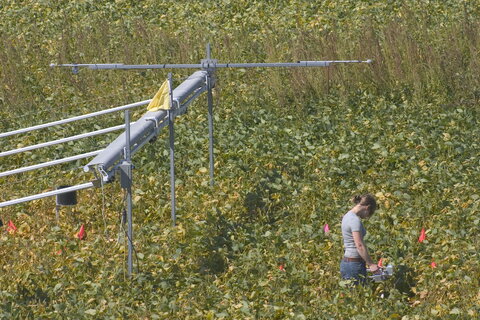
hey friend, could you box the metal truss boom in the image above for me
[50,60,372,72]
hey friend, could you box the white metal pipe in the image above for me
[0,123,132,158]
[207,74,214,186]
[0,149,103,178]
[50,60,372,71]
[0,182,94,208]
[124,109,134,276]
[0,100,150,139]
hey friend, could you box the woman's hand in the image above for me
[368,263,381,274]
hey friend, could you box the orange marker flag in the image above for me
[377,258,383,267]
[323,223,330,234]
[7,220,17,233]
[430,261,437,268]
[76,224,86,240]
[418,228,426,243]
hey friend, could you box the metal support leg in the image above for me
[55,205,60,224]
[207,74,215,186]
[204,43,215,187]
[168,109,176,226]
[123,110,134,277]
[168,73,176,226]
[126,170,133,277]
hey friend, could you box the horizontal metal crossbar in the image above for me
[0,149,103,178]
[0,182,94,208]
[0,123,132,158]
[0,100,150,139]
[50,60,372,71]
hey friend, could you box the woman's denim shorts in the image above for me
[340,259,367,285]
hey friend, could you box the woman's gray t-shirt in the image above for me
[341,211,366,258]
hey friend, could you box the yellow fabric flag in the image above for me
[147,80,171,111]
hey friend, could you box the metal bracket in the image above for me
[118,161,132,189]
[201,43,217,73]
[171,98,183,117]
[201,59,218,72]
[173,98,180,110]
[145,117,160,128]
[92,165,111,187]
[97,166,110,182]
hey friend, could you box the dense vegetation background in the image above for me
[1,0,479,318]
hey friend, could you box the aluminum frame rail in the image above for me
[0,99,150,139]
[0,124,130,158]
[51,60,372,71]
[0,101,148,208]
[84,70,210,181]
[0,182,94,208]
[0,149,103,178]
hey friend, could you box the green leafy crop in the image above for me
[1,1,479,318]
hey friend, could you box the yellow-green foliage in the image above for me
[1,1,479,319]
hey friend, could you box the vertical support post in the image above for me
[207,74,215,187]
[206,43,211,60]
[55,205,60,224]
[124,109,134,277]
[168,73,176,226]
[205,43,215,187]
[326,66,330,94]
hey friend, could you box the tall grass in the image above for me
[1,1,479,120]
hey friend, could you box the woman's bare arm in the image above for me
[352,231,379,272]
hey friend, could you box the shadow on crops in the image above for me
[197,169,291,275]
[16,279,50,306]
[374,264,416,298]
[242,169,287,224]
[197,208,234,275]
[392,264,416,297]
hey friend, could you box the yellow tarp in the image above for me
[147,80,171,111]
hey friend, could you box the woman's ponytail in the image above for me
[351,194,377,208]
[351,195,362,204]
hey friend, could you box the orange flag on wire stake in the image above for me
[377,258,383,267]
[323,223,330,234]
[7,220,17,233]
[147,80,171,112]
[418,228,426,243]
[431,261,437,268]
[76,224,86,240]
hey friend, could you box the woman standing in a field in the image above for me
[340,194,379,284]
